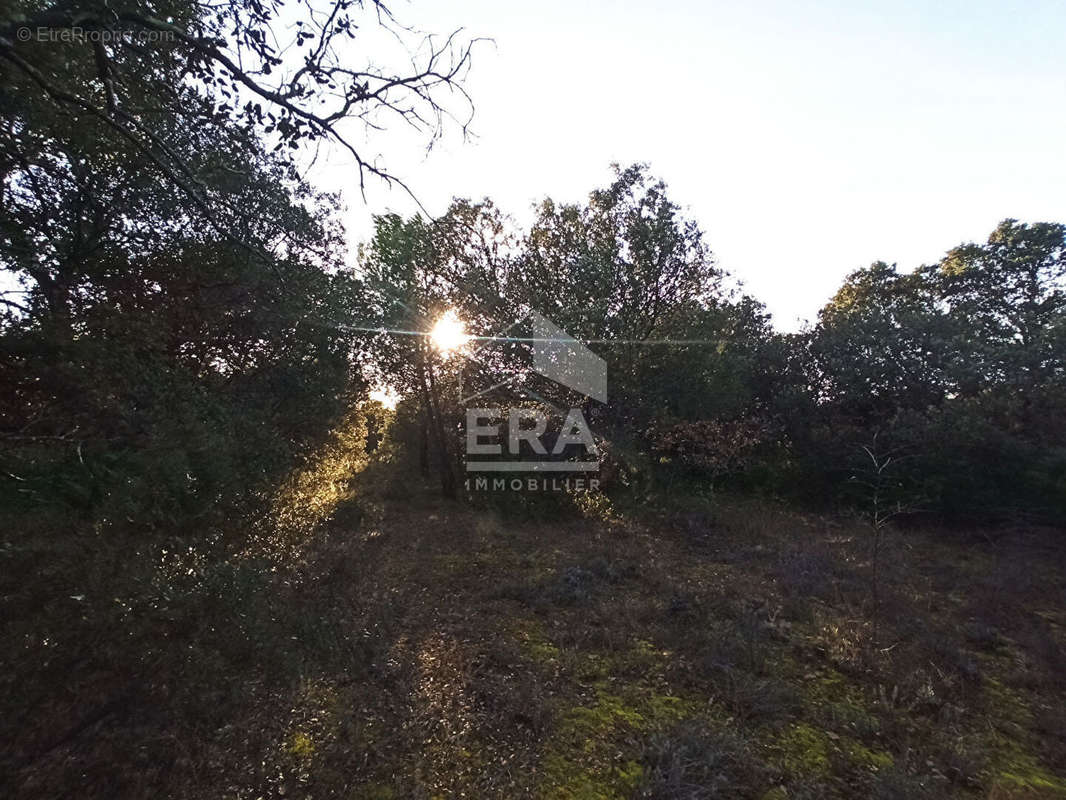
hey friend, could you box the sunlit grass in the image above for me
[262,405,377,553]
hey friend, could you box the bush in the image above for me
[635,721,768,799]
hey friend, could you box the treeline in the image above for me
[1,0,472,529]
[362,166,1066,523]
[2,2,1064,531]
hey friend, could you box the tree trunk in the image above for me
[419,411,430,478]
[416,343,457,499]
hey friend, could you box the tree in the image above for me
[939,219,1066,393]
[810,261,953,423]
[1,78,364,522]
[634,296,778,424]
[1,0,478,222]
[360,213,464,498]
[797,221,1066,519]
[513,163,721,428]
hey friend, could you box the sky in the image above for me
[312,0,1066,331]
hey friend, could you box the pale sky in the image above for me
[314,0,1066,331]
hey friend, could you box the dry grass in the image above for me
[3,452,1066,799]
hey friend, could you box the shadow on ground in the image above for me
[4,446,1066,799]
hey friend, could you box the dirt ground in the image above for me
[4,449,1066,799]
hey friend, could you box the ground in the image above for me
[3,439,1066,799]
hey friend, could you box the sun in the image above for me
[429,309,471,354]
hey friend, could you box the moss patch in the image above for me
[984,677,1034,727]
[286,730,315,760]
[350,784,397,800]
[539,753,644,800]
[777,723,832,778]
[539,688,700,799]
[516,619,562,663]
[840,736,893,771]
[986,734,1066,795]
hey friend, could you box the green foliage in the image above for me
[796,221,1066,519]
[360,167,1066,521]
[1,15,367,526]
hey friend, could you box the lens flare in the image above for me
[429,309,470,354]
